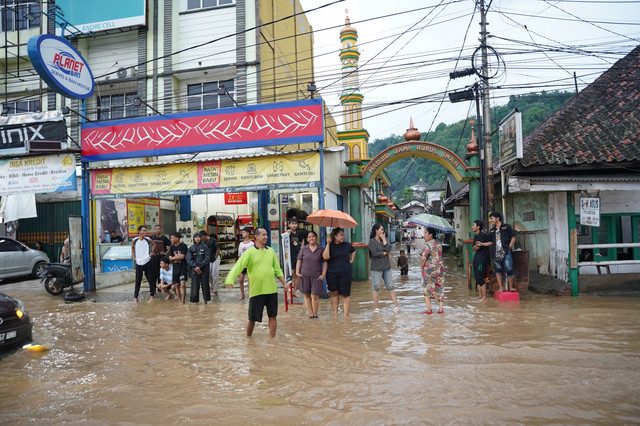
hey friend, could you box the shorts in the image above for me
[474,263,489,286]
[172,263,187,283]
[371,268,394,292]
[241,268,248,274]
[299,275,323,296]
[248,292,278,322]
[493,252,515,278]
[327,271,351,297]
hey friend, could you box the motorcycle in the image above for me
[41,263,85,302]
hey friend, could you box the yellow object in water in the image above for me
[22,344,50,352]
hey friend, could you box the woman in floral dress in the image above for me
[420,227,445,314]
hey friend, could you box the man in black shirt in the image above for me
[288,218,307,298]
[150,225,171,291]
[472,220,491,301]
[168,232,188,304]
[200,231,221,297]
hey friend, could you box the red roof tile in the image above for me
[521,45,640,167]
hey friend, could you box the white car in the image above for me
[0,237,50,280]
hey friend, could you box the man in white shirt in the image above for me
[131,225,154,303]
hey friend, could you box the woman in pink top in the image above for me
[295,231,327,318]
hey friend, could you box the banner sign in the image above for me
[81,99,324,162]
[0,111,67,155]
[55,0,146,36]
[126,198,160,237]
[580,196,600,227]
[498,109,523,168]
[0,153,77,195]
[91,153,320,199]
[27,34,95,99]
[225,192,247,205]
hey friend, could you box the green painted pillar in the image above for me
[467,151,481,282]
[348,186,368,281]
[567,192,579,295]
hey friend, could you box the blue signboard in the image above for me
[55,0,146,36]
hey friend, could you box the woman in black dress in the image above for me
[322,227,356,317]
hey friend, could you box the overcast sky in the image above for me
[298,0,640,141]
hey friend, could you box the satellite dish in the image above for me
[116,67,127,79]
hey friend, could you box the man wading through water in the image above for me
[225,228,286,337]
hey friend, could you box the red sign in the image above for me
[81,99,324,162]
[225,192,247,205]
[237,214,253,224]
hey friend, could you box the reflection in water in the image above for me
[1,249,639,424]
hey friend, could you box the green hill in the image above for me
[369,91,574,200]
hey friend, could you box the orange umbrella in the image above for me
[306,209,358,229]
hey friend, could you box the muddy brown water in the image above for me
[1,246,639,424]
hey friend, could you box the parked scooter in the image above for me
[41,263,85,302]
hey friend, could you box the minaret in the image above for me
[338,13,369,160]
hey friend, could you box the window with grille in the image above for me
[1,0,40,32]
[187,0,234,11]
[3,99,40,115]
[97,93,138,121]
[187,80,235,111]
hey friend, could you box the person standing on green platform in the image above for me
[225,228,286,337]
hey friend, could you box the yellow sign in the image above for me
[92,154,320,198]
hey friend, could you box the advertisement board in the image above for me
[580,196,601,227]
[498,110,523,168]
[81,99,325,162]
[0,154,77,195]
[225,192,247,205]
[91,153,320,199]
[55,0,146,36]
[27,34,94,99]
[0,111,67,156]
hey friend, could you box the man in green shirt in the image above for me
[225,228,286,337]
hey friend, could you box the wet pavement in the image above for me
[1,242,639,424]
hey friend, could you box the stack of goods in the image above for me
[218,233,237,242]
[220,248,238,259]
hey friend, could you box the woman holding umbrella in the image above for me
[368,224,400,313]
[322,227,355,317]
[420,227,445,314]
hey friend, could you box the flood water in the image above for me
[1,243,639,424]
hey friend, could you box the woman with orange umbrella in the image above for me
[322,227,355,317]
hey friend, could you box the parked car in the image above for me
[0,293,32,350]
[0,237,50,280]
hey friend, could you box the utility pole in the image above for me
[479,0,494,213]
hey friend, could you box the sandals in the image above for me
[393,306,400,314]
[437,309,444,314]
[373,308,380,313]
[423,310,433,315]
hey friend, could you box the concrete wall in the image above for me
[453,205,470,248]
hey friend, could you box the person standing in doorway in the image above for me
[232,227,255,300]
[323,227,355,317]
[132,226,155,303]
[405,230,412,254]
[368,224,400,314]
[295,230,327,318]
[168,232,188,304]
[472,220,492,301]
[288,218,307,298]
[224,228,286,338]
[150,225,171,292]
[187,232,211,305]
[200,231,220,297]
[420,227,444,314]
[60,238,71,264]
[488,211,517,292]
